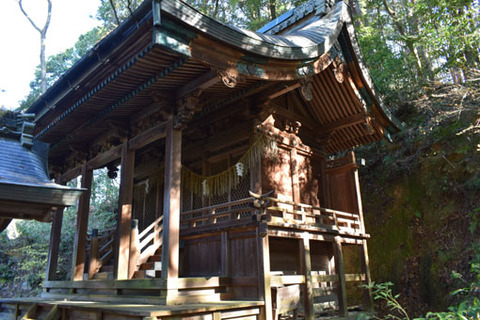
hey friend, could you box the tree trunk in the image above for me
[348,0,362,17]
[213,0,220,19]
[268,0,276,20]
[109,0,121,26]
[18,0,52,94]
[40,33,47,93]
[382,0,424,79]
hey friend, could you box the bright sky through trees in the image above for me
[0,0,101,110]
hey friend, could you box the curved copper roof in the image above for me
[159,0,346,60]
[26,0,399,169]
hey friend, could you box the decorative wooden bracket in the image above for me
[213,67,244,88]
[249,190,274,234]
[174,110,194,129]
[299,78,313,101]
[248,190,274,221]
[333,54,348,83]
[174,93,201,129]
[68,144,89,162]
[283,119,302,134]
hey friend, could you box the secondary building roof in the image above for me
[0,112,83,231]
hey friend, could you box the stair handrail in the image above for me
[134,215,164,270]
[86,226,116,279]
[139,215,163,240]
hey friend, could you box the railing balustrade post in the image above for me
[154,216,161,246]
[88,229,99,279]
[333,212,338,228]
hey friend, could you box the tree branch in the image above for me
[109,0,121,25]
[127,0,134,16]
[18,0,42,33]
[42,0,52,35]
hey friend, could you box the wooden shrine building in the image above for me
[0,0,399,319]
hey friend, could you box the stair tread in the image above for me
[93,272,114,279]
[101,265,114,272]
[133,270,162,279]
[148,255,162,262]
[139,261,162,270]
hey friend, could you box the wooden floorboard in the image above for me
[0,297,264,318]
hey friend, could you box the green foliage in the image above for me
[19,27,107,111]
[358,81,480,313]
[417,0,480,71]
[362,254,480,319]
[96,0,142,30]
[184,0,307,30]
[356,15,422,101]
[89,168,120,230]
[469,208,480,234]
[357,0,480,99]
[363,282,411,320]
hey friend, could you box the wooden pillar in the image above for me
[257,228,273,320]
[359,239,373,311]
[116,143,135,280]
[333,237,348,316]
[352,156,366,233]
[161,121,182,301]
[318,156,328,208]
[221,231,229,276]
[45,207,64,281]
[250,134,262,195]
[72,164,93,281]
[129,219,140,279]
[299,235,314,320]
[351,152,373,309]
[88,229,99,279]
[201,152,209,207]
[290,147,300,203]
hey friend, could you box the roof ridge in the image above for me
[256,0,329,35]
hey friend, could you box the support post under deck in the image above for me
[333,236,348,316]
[257,228,273,320]
[299,234,314,320]
[360,239,373,310]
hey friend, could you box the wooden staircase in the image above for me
[133,248,162,279]
[85,216,164,280]
[8,303,60,320]
[90,265,114,280]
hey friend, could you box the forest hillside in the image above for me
[358,80,480,316]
